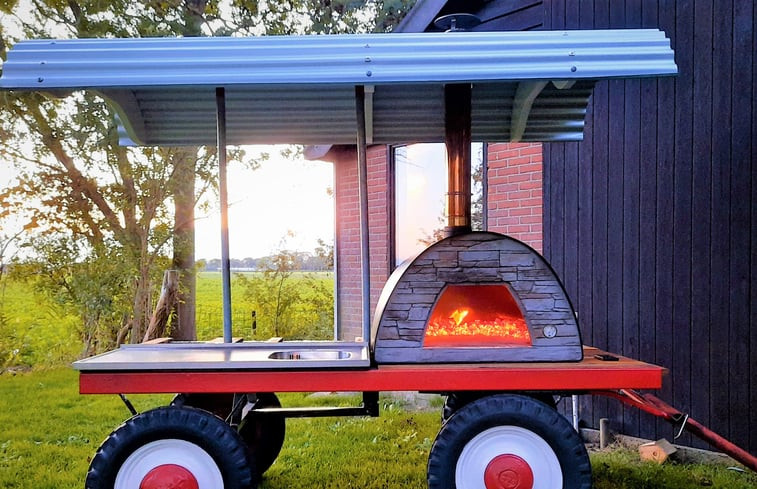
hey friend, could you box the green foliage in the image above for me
[0,277,79,369]
[235,244,335,339]
[13,236,171,355]
[0,269,335,368]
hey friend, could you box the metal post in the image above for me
[572,394,580,432]
[355,86,371,343]
[481,142,488,231]
[216,87,232,343]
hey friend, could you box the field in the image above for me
[0,278,81,368]
[0,276,756,488]
[0,271,334,369]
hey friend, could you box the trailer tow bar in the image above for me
[594,389,756,472]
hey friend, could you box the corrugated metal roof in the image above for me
[0,30,676,146]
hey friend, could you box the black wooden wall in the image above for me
[542,0,756,454]
[400,0,546,32]
[439,0,546,31]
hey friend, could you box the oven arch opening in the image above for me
[424,284,532,348]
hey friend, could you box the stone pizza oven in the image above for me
[371,232,583,363]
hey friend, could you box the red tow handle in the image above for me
[593,389,756,473]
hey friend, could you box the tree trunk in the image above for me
[130,266,152,343]
[172,151,196,340]
[143,270,180,342]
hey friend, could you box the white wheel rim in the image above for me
[115,439,224,489]
[455,426,562,489]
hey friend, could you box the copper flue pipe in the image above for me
[444,84,472,237]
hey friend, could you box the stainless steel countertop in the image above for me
[72,341,370,371]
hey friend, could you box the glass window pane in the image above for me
[393,143,484,267]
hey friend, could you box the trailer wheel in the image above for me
[238,393,286,476]
[85,406,256,489]
[428,394,591,489]
[171,393,236,420]
[442,392,557,423]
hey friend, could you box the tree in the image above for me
[236,233,334,339]
[0,0,414,352]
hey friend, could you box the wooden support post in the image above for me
[143,270,179,342]
[355,86,371,344]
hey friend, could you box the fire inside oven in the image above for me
[424,284,532,348]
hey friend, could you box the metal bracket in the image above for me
[119,393,137,416]
[671,412,690,440]
[252,391,380,419]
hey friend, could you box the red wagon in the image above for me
[6,27,749,489]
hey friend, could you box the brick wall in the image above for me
[333,145,391,341]
[332,142,543,340]
[486,142,543,253]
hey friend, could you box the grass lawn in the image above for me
[1,369,755,489]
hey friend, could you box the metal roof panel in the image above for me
[0,30,676,145]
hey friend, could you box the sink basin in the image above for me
[268,350,352,360]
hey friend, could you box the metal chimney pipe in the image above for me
[436,13,480,238]
[444,83,473,237]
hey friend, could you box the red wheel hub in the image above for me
[139,464,200,489]
[484,454,534,489]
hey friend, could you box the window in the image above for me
[392,143,485,267]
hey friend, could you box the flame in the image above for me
[425,308,532,348]
[450,308,470,326]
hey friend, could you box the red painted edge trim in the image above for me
[80,358,664,395]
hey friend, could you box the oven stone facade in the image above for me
[371,231,582,363]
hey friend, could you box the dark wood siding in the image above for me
[399,0,546,32]
[543,0,756,454]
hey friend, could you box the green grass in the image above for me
[1,369,756,488]
[0,369,171,488]
[590,446,757,489]
[0,279,80,368]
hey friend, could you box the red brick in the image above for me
[517,144,543,156]
[507,191,532,200]
[507,156,532,166]
[517,163,542,174]
[518,181,542,190]
[504,174,532,184]
[519,216,542,225]
[508,207,533,217]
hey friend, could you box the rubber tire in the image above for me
[85,405,257,489]
[442,392,557,423]
[428,394,591,489]
[238,393,286,476]
[171,393,236,420]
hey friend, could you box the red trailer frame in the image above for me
[79,347,664,395]
[3,28,753,489]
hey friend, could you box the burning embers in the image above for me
[424,285,532,348]
[371,232,583,363]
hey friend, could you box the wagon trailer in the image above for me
[3,29,754,488]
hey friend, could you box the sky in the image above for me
[0,146,335,261]
[196,150,335,260]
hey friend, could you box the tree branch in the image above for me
[26,100,127,242]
